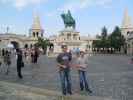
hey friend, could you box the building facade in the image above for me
[121,8,133,55]
[49,28,95,53]
[0,12,96,53]
[0,14,44,49]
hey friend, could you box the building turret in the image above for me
[29,13,44,38]
[121,8,133,38]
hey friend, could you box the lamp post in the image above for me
[6,26,9,34]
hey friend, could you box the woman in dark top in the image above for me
[34,48,39,63]
[16,49,23,79]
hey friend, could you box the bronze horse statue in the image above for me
[61,10,76,29]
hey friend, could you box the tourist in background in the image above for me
[131,57,133,64]
[16,48,23,79]
[2,49,5,57]
[24,49,30,64]
[3,50,11,75]
[34,48,39,63]
[31,49,34,63]
[75,51,92,94]
[0,55,2,72]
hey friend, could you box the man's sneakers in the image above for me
[87,89,93,94]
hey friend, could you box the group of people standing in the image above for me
[17,48,39,79]
[0,48,39,79]
[57,44,92,95]
[24,48,39,64]
[0,45,92,95]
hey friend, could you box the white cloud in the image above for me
[0,0,48,10]
[61,0,113,12]
[95,0,113,5]
[47,0,113,17]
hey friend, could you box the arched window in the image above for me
[36,32,39,37]
[127,31,130,35]
[11,41,19,49]
[24,44,28,49]
[33,32,35,37]
[30,44,33,48]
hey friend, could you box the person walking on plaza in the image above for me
[57,44,72,95]
[34,48,39,63]
[3,50,11,75]
[75,51,92,94]
[31,49,34,63]
[24,49,30,64]
[2,49,5,57]
[0,55,2,72]
[131,57,133,64]
[16,48,23,79]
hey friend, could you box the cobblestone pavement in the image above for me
[0,55,133,100]
[0,81,112,100]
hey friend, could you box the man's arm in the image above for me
[57,63,66,68]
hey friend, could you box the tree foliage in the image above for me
[93,26,126,53]
[101,26,108,40]
[108,26,125,51]
[35,37,50,54]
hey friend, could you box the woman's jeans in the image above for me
[78,70,90,91]
[59,69,72,95]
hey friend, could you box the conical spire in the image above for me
[122,8,133,28]
[29,11,44,38]
[32,12,42,30]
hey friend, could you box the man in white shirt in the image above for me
[76,51,92,94]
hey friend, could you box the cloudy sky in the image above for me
[0,0,132,37]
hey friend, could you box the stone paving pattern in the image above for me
[0,55,133,100]
[0,81,112,100]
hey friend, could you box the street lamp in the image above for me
[6,26,9,34]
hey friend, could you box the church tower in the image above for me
[29,13,44,38]
[121,8,133,38]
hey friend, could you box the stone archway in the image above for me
[11,41,19,49]
[24,44,28,49]
[49,43,54,49]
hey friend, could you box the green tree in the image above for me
[93,26,109,52]
[101,26,108,40]
[93,26,126,53]
[96,34,101,39]
[109,26,125,51]
[101,26,109,49]
[35,37,50,54]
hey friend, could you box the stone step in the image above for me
[0,81,115,100]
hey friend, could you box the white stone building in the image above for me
[0,13,97,53]
[0,14,44,49]
[121,8,133,55]
[49,27,96,53]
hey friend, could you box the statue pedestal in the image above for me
[51,28,93,53]
[60,28,80,41]
[53,28,85,52]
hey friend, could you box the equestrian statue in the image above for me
[61,10,76,29]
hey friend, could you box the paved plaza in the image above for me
[0,54,133,100]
